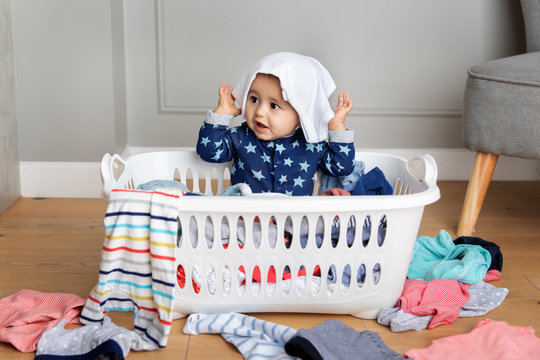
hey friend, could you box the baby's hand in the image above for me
[214,83,241,117]
[328,91,353,132]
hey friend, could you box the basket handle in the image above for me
[100,153,126,198]
[407,154,438,187]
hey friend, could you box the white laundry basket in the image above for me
[100,150,440,319]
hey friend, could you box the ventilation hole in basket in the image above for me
[211,168,219,195]
[267,265,276,296]
[176,217,182,248]
[207,265,216,295]
[373,263,381,285]
[327,265,337,294]
[198,168,207,195]
[357,264,366,288]
[189,216,198,248]
[222,167,231,190]
[316,216,324,248]
[205,216,214,249]
[312,265,321,295]
[185,168,194,192]
[236,217,246,249]
[347,215,356,247]
[297,265,306,295]
[284,216,293,249]
[342,264,351,292]
[220,216,229,249]
[173,168,181,183]
[397,178,404,195]
[268,216,278,249]
[362,215,372,247]
[252,266,261,296]
[300,216,309,249]
[238,265,246,296]
[176,264,185,289]
[191,265,201,294]
[282,265,291,295]
[393,179,400,195]
[252,217,261,249]
[378,215,387,246]
[222,265,231,295]
[331,215,340,248]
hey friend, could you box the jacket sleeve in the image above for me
[196,111,237,163]
[318,130,355,176]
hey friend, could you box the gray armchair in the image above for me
[457,0,540,236]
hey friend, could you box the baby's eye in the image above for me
[250,96,259,104]
[270,103,280,110]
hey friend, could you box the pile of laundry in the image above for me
[377,229,506,331]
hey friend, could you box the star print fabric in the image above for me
[197,112,355,196]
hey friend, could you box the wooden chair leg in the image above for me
[457,152,499,236]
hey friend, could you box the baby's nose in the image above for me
[255,104,266,117]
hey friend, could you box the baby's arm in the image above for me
[197,84,242,163]
[214,83,241,117]
[319,92,355,176]
[319,136,355,177]
[196,113,237,163]
[328,91,353,132]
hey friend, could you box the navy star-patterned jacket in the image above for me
[196,111,355,196]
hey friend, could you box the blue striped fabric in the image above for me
[183,313,298,360]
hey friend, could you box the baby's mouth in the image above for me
[255,121,268,130]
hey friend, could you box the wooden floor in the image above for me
[0,181,539,359]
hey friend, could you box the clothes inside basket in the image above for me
[176,216,384,294]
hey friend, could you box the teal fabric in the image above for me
[407,230,491,284]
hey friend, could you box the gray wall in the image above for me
[12,0,525,162]
[12,0,126,162]
[1,0,20,213]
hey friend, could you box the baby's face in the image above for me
[245,73,300,141]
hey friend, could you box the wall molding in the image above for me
[154,0,463,118]
[19,147,540,198]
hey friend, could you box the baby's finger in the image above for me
[219,83,228,95]
[337,91,344,106]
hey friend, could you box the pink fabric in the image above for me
[320,188,351,196]
[397,279,470,329]
[0,290,85,352]
[483,269,502,282]
[404,319,540,359]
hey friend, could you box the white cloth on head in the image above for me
[232,52,336,143]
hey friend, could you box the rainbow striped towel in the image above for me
[81,188,182,349]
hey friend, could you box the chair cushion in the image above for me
[462,52,540,159]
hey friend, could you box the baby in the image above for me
[196,52,355,196]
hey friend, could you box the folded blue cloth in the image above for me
[351,167,393,196]
[407,229,491,284]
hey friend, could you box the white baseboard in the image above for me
[20,162,103,198]
[20,148,540,198]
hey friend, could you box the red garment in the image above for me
[404,319,540,359]
[483,269,502,282]
[397,279,470,329]
[0,290,85,352]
